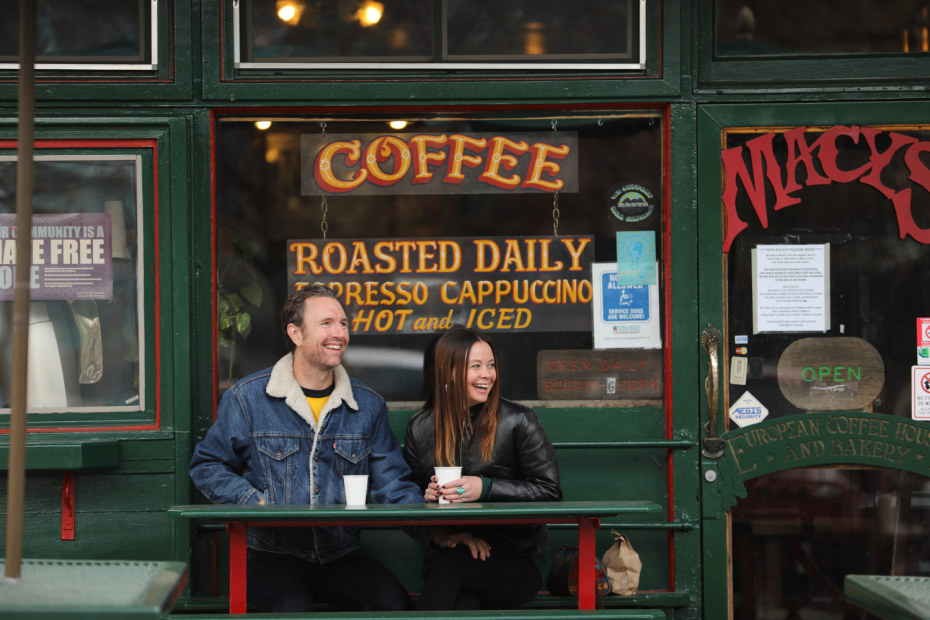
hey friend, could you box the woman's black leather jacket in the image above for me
[403,398,562,556]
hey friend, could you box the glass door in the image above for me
[698,102,930,619]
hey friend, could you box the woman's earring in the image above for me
[444,383,448,391]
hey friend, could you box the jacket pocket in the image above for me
[332,436,371,476]
[256,437,301,503]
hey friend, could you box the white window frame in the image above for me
[0,154,147,414]
[0,0,158,72]
[234,0,646,71]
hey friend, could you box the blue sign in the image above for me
[601,271,649,322]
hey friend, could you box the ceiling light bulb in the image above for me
[278,5,295,21]
[357,1,384,27]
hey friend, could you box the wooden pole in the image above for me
[5,0,36,582]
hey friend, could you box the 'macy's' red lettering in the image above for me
[721,126,930,251]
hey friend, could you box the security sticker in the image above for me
[729,391,768,428]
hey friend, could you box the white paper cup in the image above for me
[434,466,462,504]
[343,475,369,506]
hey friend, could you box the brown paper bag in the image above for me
[600,530,642,595]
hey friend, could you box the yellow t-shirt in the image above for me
[305,395,328,425]
[301,383,335,425]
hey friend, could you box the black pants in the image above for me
[247,547,413,613]
[415,545,542,610]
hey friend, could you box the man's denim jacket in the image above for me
[189,353,423,563]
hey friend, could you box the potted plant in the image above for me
[216,231,263,384]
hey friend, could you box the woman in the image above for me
[404,328,562,610]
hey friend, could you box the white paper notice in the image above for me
[752,244,830,334]
[591,262,661,349]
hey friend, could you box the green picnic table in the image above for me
[844,574,930,620]
[0,558,188,618]
[169,500,661,614]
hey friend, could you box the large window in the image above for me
[722,124,930,423]
[0,0,157,71]
[235,0,645,70]
[214,110,666,404]
[716,0,929,57]
[0,154,146,414]
[700,1,930,87]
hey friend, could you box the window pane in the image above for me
[0,156,143,411]
[716,0,929,56]
[733,469,930,617]
[215,113,664,404]
[0,0,150,64]
[241,0,433,62]
[723,125,930,422]
[239,0,641,66]
[445,0,634,60]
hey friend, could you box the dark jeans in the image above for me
[247,547,413,613]
[415,545,542,610]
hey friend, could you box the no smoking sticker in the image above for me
[919,318,930,365]
[913,366,930,421]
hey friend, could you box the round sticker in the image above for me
[609,184,655,223]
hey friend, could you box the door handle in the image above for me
[701,324,725,458]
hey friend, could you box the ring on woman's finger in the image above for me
[456,487,465,494]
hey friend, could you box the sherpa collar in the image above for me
[266,353,359,428]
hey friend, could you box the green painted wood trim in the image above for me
[553,440,694,449]
[695,103,732,620]
[0,440,119,470]
[549,521,696,531]
[171,592,686,614]
[0,0,193,102]
[668,101,703,616]
[692,2,930,91]
[200,0,681,103]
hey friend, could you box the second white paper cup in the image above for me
[434,466,462,504]
[343,475,369,506]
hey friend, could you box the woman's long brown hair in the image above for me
[425,328,500,465]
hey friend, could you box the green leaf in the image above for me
[242,282,263,307]
[235,312,252,337]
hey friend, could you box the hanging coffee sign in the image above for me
[300,132,578,196]
[287,236,593,335]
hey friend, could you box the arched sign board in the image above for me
[722,411,930,481]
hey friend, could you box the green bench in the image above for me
[166,610,667,619]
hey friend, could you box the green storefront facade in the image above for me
[2,2,929,618]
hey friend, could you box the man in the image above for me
[190,284,423,612]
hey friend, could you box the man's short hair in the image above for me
[281,284,339,352]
